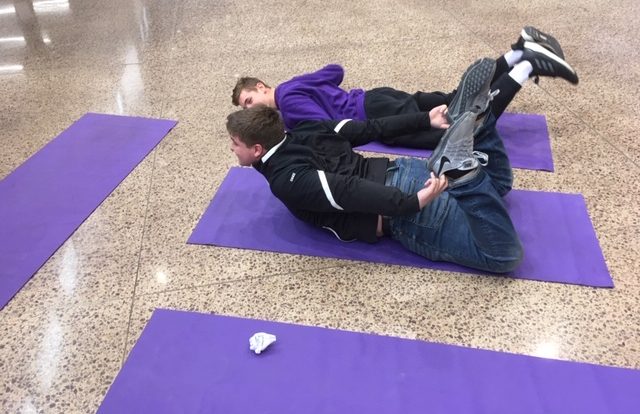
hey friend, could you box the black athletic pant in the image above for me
[364,87,452,149]
[363,56,521,150]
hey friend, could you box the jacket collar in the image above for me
[260,134,288,163]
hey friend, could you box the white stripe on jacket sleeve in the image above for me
[317,170,344,210]
[333,119,352,133]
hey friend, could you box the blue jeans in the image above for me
[385,113,523,273]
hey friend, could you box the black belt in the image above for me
[382,159,396,236]
[381,216,392,236]
[385,160,396,186]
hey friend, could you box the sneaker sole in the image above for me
[447,59,496,123]
[429,111,477,176]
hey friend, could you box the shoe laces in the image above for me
[472,151,489,166]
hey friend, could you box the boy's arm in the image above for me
[334,113,431,146]
[302,104,449,147]
[279,92,333,125]
[277,65,348,129]
[297,112,430,147]
[272,168,421,217]
[314,64,345,86]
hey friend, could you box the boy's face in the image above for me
[238,83,272,109]
[229,135,262,166]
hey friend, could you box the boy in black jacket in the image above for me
[227,58,523,273]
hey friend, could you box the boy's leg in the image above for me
[491,53,515,84]
[493,26,567,84]
[487,74,521,124]
[364,87,444,149]
[471,112,512,196]
[487,39,528,119]
[421,59,511,197]
[488,40,579,121]
[427,58,513,197]
[512,26,565,59]
[384,72,523,273]
[412,90,455,111]
[386,157,522,273]
[365,87,452,114]
[374,130,442,149]
[485,27,577,119]
[485,50,578,121]
[364,87,418,117]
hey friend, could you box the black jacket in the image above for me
[253,113,432,242]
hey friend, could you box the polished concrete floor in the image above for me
[1,0,639,412]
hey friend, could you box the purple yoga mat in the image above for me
[98,309,640,413]
[356,112,554,171]
[188,167,611,287]
[0,113,177,309]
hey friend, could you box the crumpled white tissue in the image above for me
[249,332,277,354]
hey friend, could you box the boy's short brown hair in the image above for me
[226,105,284,149]
[231,77,271,106]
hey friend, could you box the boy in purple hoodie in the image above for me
[231,26,577,149]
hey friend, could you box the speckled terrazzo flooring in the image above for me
[1,0,639,412]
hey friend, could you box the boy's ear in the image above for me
[256,82,267,92]
[253,143,265,158]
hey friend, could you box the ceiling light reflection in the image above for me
[21,399,38,414]
[0,36,26,44]
[533,340,560,359]
[37,316,63,391]
[0,64,24,74]
[59,243,78,296]
[156,271,168,284]
[0,5,16,15]
[33,0,70,13]
[115,91,124,114]
[116,50,144,112]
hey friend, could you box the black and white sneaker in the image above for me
[428,111,483,179]
[521,41,579,84]
[446,58,497,124]
[512,26,565,59]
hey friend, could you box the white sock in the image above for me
[509,61,533,85]
[504,50,524,67]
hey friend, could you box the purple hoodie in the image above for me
[274,64,367,130]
